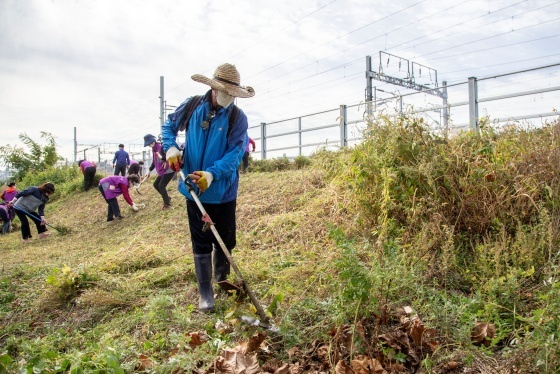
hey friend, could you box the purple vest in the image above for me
[2,188,17,203]
[152,143,173,176]
[80,160,95,171]
[99,176,129,199]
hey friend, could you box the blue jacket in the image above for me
[113,149,130,165]
[162,90,248,204]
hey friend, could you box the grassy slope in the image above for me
[0,169,346,371]
[2,144,557,372]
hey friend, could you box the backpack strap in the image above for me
[178,95,204,132]
[226,105,240,138]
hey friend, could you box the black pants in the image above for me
[0,208,9,234]
[128,164,140,176]
[153,172,175,206]
[15,209,47,239]
[242,152,250,171]
[98,185,121,221]
[83,166,96,191]
[114,164,126,176]
[187,199,236,257]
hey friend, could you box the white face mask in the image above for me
[216,90,234,108]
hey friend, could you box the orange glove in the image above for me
[188,171,213,193]
[165,146,182,172]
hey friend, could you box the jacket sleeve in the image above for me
[112,152,117,164]
[119,183,133,205]
[162,98,191,153]
[38,203,46,217]
[15,187,34,198]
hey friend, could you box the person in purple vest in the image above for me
[98,175,140,223]
[0,204,12,234]
[128,160,144,177]
[143,134,175,209]
[9,182,55,242]
[1,182,18,232]
[78,159,97,191]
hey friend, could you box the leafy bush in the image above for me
[17,165,103,199]
[317,114,560,369]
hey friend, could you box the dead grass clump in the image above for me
[98,247,165,274]
[77,288,143,310]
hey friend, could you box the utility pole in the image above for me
[160,76,164,127]
[73,127,77,163]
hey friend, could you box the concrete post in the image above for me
[468,77,479,132]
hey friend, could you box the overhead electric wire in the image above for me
[429,34,560,61]
[247,0,556,110]
[165,0,340,94]
[417,16,560,59]
[97,0,559,149]
[389,0,531,52]
[442,53,560,75]
[251,0,470,88]
[245,0,428,81]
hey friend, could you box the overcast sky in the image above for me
[1,0,559,162]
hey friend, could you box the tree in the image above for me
[0,132,62,181]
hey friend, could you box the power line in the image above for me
[416,16,560,58]
[165,0,340,95]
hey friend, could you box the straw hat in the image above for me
[191,63,255,98]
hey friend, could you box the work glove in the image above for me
[165,146,182,172]
[188,171,213,193]
[131,203,139,212]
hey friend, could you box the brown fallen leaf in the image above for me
[471,322,496,347]
[214,347,260,374]
[334,360,353,374]
[136,354,153,371]
[351,355,387,374]
[446,360,460,370]
[244,332,267,354]
[187,331,209,348]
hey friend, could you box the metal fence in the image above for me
[248,64,559,160]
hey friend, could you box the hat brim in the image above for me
[144,138,156,147]
[191,74,255,98]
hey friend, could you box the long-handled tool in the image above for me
[180,170,277,332]
[13,206,69,234]
[134,174,150,195]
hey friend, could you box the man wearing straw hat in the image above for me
[161,63,254,313]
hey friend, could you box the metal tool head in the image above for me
[239,316,280,333]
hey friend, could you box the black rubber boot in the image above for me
[213,248,231,283]
[194,253,215,312]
